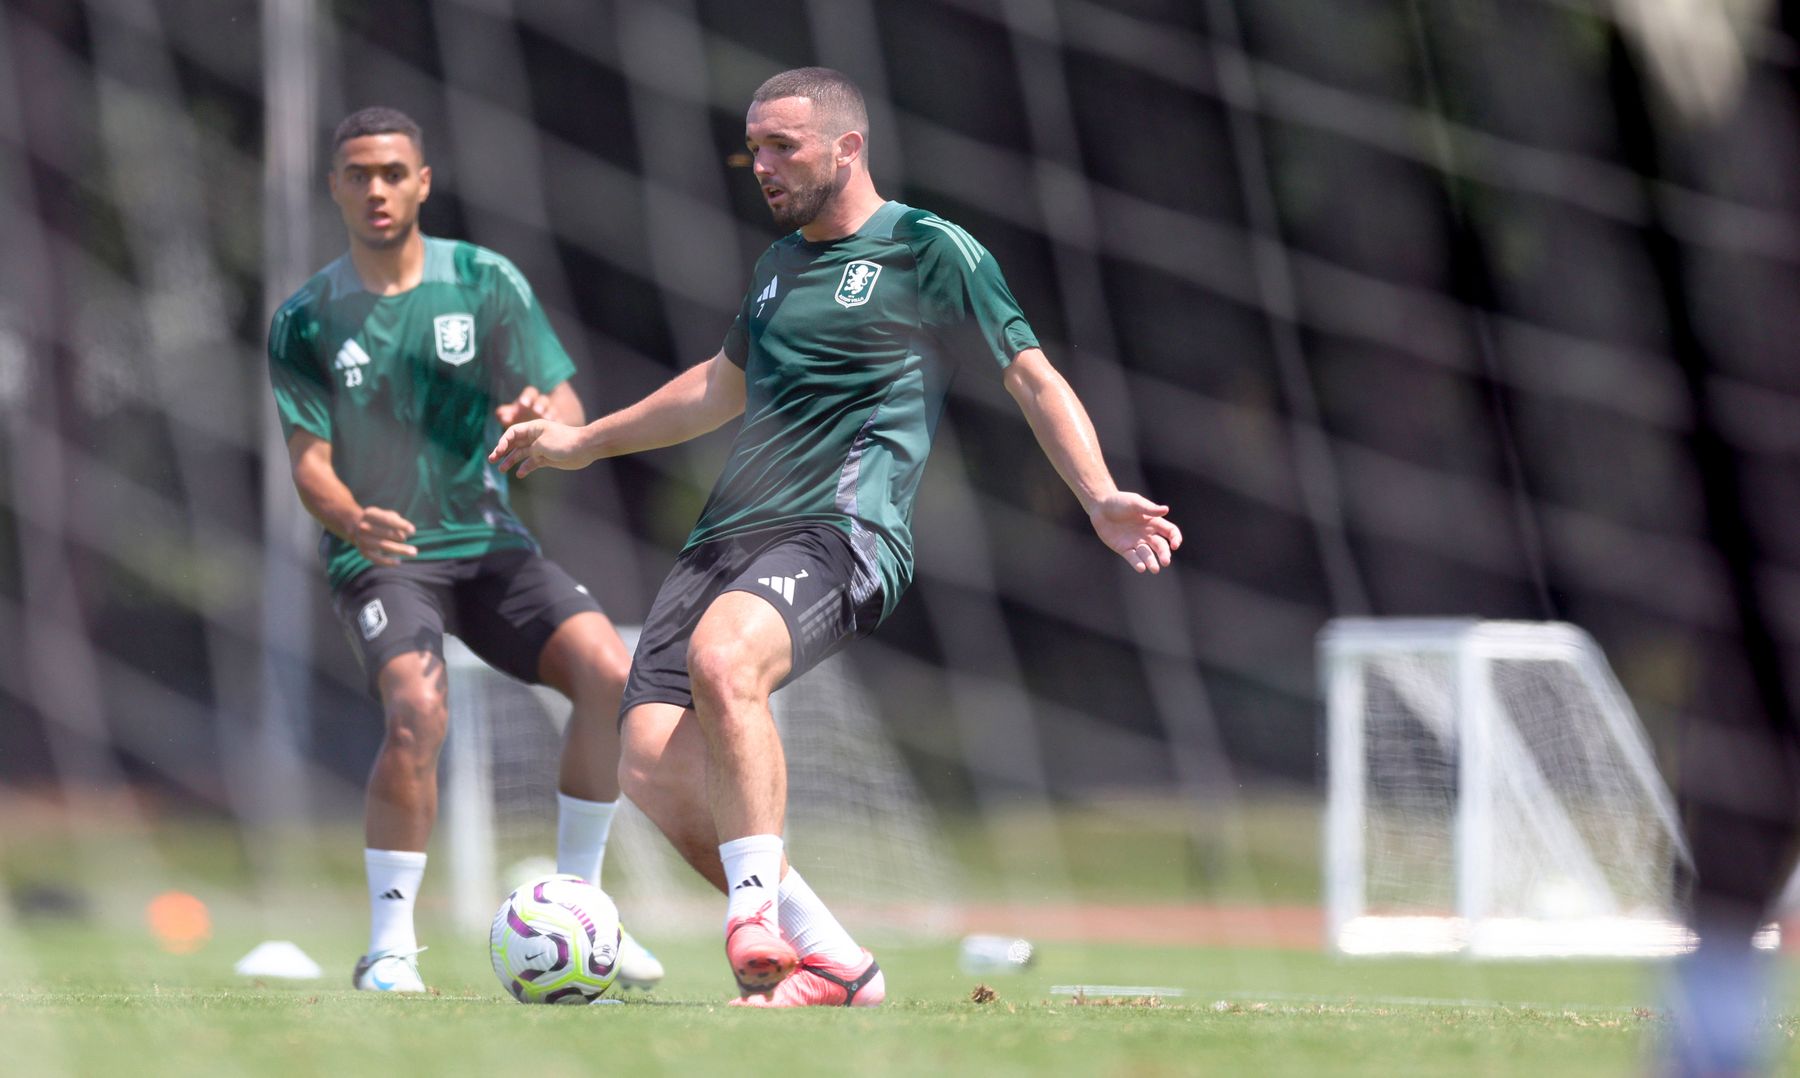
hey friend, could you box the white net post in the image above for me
[442,636,499,935]
[770,652,960,941]
[1323,637,1367,950]
[1322,618,1695,957]
[439,633,958,940]
[441,635,703,936]
[1454,636,1494,935]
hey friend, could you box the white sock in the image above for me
[365,848,427,954]
[719,834,783,923]
[555,793,617,886]
[778,869,862,967]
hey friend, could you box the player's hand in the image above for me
[494,385,553,428]
[489,419,589,478]
[1090,491,1181,574]
[353,506,418,567]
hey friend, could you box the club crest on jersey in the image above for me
[433,313,476,366]
[834,261,882,308]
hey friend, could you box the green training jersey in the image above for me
[691,201,1040,621]
[267,236,577,588]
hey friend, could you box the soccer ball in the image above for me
[489,874,622,1004]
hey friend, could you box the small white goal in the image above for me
[1321,618,1694,957]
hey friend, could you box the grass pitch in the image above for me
[5,918,1793,1077]
[2,804,1794,1075]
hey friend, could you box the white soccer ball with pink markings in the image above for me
[489,874,622,1004]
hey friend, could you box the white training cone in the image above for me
[235,940,324,980]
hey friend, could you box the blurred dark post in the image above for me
[1607,13,1800,955]
[1398,0,1556,616]
[1204,0,1369,616]
[1,0,143,860]
[1607,7,1800,1072]
[1008,0,1234,871]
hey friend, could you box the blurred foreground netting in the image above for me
[5,0,1800,1073]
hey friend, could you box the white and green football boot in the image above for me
[352,946,427,993]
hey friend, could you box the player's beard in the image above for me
[768,174,837,231]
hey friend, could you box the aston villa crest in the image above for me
[358,599,388,640]
[834,261,882,308]
[434,313,476,366]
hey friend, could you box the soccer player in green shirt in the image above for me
[268,107,662,993]
[492,69,1181,1006]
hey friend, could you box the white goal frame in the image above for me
[1322,618,1694,957]
[439,632,960,940]
[440,633,571,933]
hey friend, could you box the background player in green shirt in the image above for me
[492,69,1181,1006]
[268,107,661,993]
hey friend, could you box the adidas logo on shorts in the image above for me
[757,570,808,605]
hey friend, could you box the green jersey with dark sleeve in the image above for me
[691,201,1039,621]
[267,236,577,589]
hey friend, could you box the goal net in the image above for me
[1321,618,1694,957]
[441,633,959,941]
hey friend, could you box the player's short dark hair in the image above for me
[331,107,424,161]
[753,67,868,139]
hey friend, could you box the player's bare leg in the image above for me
[356,649,448,992]
[540,611,631,804]
[686,591,798,995]
[621,625,881,1006]
[688,591,792,839]
[367,649,449,852]
[538,610,662,989]
[620,703,730,891]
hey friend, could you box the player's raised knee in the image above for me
[685,635,772,710]
[380,683,448,752]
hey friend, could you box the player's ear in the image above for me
[417,163,431,203]
[835,130,864,169]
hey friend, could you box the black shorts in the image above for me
[331,548,604,697]
[621,523,884,716]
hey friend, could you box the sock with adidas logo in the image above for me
[366,848,427,954]
[720,834,784,924]
[778,868,863,967]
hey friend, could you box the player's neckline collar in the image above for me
[792,201,905,249]
[329,236,454,299]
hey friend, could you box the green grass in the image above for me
[4,916,1796,1077]
[3,805,1795,1075]
[935,794,1323,903]
[0,796,1322,908]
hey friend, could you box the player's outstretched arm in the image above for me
[287,431,419,566]
[1002,348,1181,575]
[490,353,746,479]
